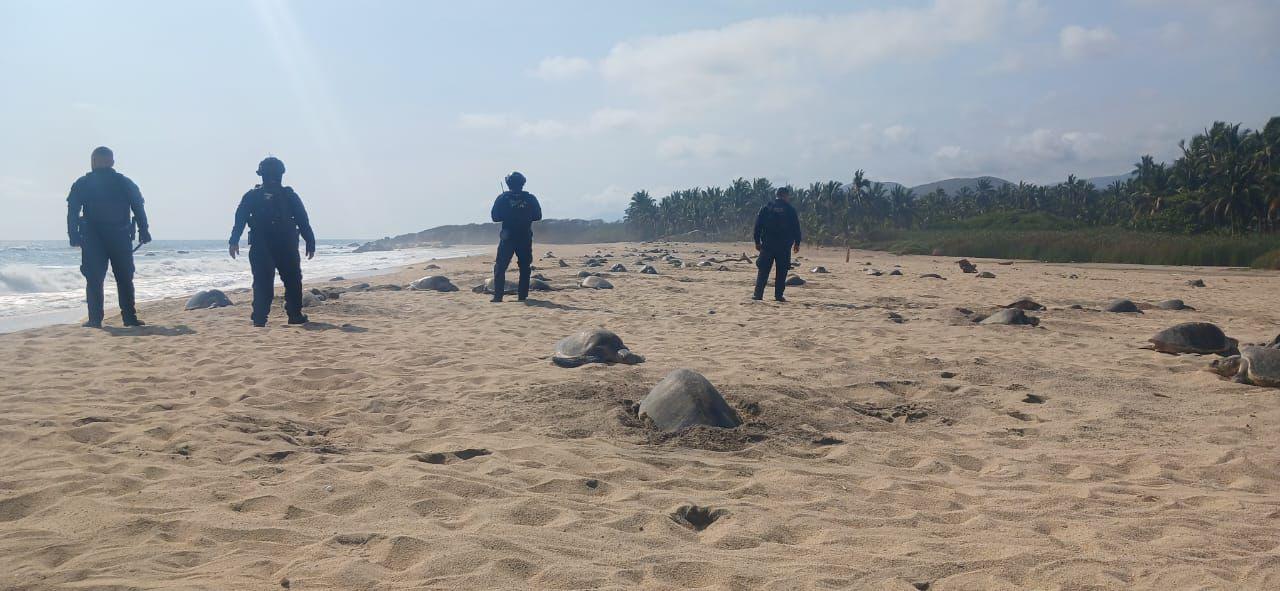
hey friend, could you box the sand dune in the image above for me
[1,243,1278,590]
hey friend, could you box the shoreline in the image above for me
[0,245,488,334]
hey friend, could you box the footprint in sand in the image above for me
[410,448,491,465]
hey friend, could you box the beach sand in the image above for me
[2,243,1278,590]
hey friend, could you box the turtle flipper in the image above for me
[552,356,586,368]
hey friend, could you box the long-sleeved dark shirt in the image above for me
[753,198,802,249]
[490,190,542,242]
[228,184,315,248]
[67,168,148,243]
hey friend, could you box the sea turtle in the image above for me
[577,271,600,278]
[1156,299,1194,311]
[529,278,554,292]
[1005,297,1045,311]
[865,269,883,277]
[1207,346,1280,387]
[919,273,946,280]
[410,276,458,292]
[638,369,743,432]
[551,328,645,368]
[1104,299,1141,313]
[185,289,233,310]
[979,308,1040,326]
[301,292,323,307]
[786,275,805,286]
[558,259,569,268]
[474,278,517,295]
[580,276,614,289]
[717,265,730,271]
[640,265,658,275]
[958,259,978,273]
[976,271,996,279]
[1149,322,1238,355]
[888,269,903,276]
[610,264,627,272]
[697,261,713,267]
[1186,279,1206,287]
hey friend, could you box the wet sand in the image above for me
[1,243,1278,590]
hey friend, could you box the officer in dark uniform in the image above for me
[66,146,152,328]
[228,157,316,327]
[752,186,803,302]
[489,172,542,302]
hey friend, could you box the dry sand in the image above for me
[2,243,1279,590]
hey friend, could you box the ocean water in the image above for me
[0,240,485,332]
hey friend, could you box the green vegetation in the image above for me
[623,117,1280,267]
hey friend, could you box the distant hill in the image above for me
[354,218,627,251]
[909,176,1012,196]
[1082,172,1135,188]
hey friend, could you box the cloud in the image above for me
[882,125,915,146]
[594,0,1026,111]
[1010,129,1108,163]
[1059,25,1118,60]
[529,56,593,80]
[657,134,750,161]
[459,109,644,139]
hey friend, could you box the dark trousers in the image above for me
[249,241,303,324]
[80,225,137,323]
[754,246,792,300]
[493,239,532,300]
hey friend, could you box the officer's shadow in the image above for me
[302,322,369,333]
[103,325,197,337]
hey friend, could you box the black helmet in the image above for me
[505,171,526,190]
[257,157,286,176]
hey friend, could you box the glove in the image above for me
[138,228,152,245]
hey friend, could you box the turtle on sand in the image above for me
[1005,297,1045,311]
[610,264,627,272]
[638,369,743,432]
[580,276,614,289]
[979,308,1040,326]
[717,265,730,271]
[1156,299,1194,311]
[865,269,883,277]
[888,269,903,276]
[958,259,978,273]
[185,289,233,310]
[919,273,946,280]
[640,265,658,275]
[811,266,829,274]
[976,271,996,279]
[1148,322,1238,355]
[1207,346,1280,387]
[1186,279,1206,287]
[301,292,324,308]
[577,271,600,278]
[558,259,570,268]
[551,328,645,368]
[410,276,458,292]
[785,275,805,286]
[1104,299,1142,313]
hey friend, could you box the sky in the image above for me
[1,0,1277,240]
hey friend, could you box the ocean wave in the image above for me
[0,265,83,294]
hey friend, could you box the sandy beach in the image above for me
[2,242,1278,590]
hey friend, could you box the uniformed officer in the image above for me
[66,146,151,328]
[752,186,802,302]
[228,157,316,326]
[489,172,543,302]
